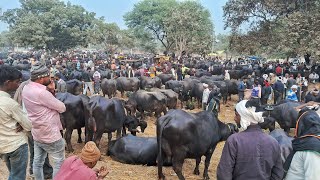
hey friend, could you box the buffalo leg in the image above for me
[106,132,114,156]
[77,128,82,143]
[94,131,103,148]
[157,153,165,180]
[284,127,290,134]
[180,100,183,109]
[116,129,121,139]
[203,147,215,180]
[122,125,127,137]
[172,153,186,180]
[193,157,201,175]
[64,129,73,152]
[140,110,145,120]
[269,122,275,132]
[107,132,112,145]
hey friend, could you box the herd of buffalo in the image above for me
[49,67,304,179]
[6,57,315,179]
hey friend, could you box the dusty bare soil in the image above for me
[2,83,317,180]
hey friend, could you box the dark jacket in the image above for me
[304,92,320,103]
[217,125,284,180]
[273,80,284,93]
[81,71,92,82]
[261,86,272,99]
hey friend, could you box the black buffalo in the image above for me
[66,79,83,95]
[56,93,87,152]
[116,77,140,97]
[88,96,126,148]
[108,135,158,165]
[157,109,238,180]
[165,80,183,93]
[262,101,301,133]
[157,73,174,85]
[125,90,167,119]
[123,115,147,136]
[224,79,239,101]
[140,76,162,89]
[101,78,117,98]
[150,88,178,109]
[269,129,293,164]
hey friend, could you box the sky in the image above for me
[0,0,229,34]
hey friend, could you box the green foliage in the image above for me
[224,0,320,58]
[1,0,97,51]
[124,0,214,55]
[0,31,14,48]
[88,19,138,54]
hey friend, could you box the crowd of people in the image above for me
[0,52,320,180]
[0,64,109,180]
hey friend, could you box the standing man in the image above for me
[217,100,284,180]
[0,65,32,180]
[284,108,320,180]
[202,83,210,110]
[181,65,189,79]
[22,62,66,179]
[273,77,285,104]
[261,80,272,105]
[14,80,54,179]
[282,73,289,98]
[309,72,319,84]
[224,70,230,80]
[54,73,67,93]
[286,85,299,101]
[82,67,94,95]
[92,70,101,95]
[177,65,183,81]
[275,64,283,76]
[251,79,262,105]
[238,76,248,102]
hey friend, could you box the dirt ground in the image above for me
[1,83,318,180]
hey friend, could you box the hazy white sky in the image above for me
[0,0,229,34]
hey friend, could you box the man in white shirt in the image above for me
[309,72,319,83]
[0,65,32,180]
[202,83,210,110]
[224,70,230,80]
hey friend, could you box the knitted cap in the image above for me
[80,141,101,163]
[30,62,50,80]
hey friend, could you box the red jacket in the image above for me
[276,66,282,74]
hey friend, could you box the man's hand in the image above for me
[306,101,319,107]
[15,123,23,133]
[97,166,109,179]
[47,80,55,91]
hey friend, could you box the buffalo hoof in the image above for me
[158,175,166,180]
[203,175,210,180]
[193,169,200,175]
[66,147,74,153]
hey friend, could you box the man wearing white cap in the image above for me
[224,70,230,80]
[286,85,298,101]
[217,100,283,180]
[202,83,210,110]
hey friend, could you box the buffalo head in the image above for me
[220,122,238,141]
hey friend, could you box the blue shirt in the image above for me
[286,89,298,101]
